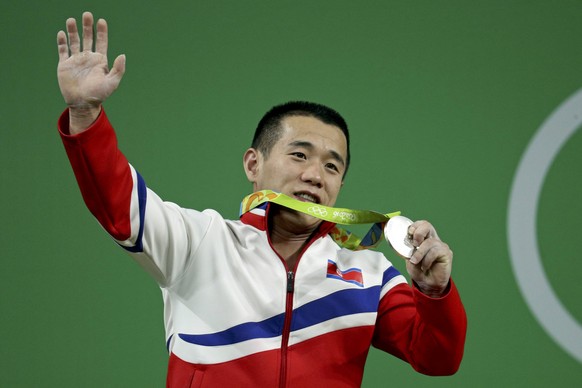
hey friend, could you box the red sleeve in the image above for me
[58,108,133,241]
[372,279,467,375]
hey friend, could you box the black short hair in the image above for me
[251,101,351,176]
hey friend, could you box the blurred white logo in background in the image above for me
[508,88,582,364]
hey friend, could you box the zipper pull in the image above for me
[287,271,295,293]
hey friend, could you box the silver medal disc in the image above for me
[384,216,415,259]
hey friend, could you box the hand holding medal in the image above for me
[397,218,453,297]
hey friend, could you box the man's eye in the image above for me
[326,163,339,172]
[291,152,307,159]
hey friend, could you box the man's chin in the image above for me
[295,212,323,231]
[276,206,322,228]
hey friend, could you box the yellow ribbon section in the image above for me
[240,190,400,225]
[240,190,401,250]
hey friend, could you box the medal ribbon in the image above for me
[239,190,401,250]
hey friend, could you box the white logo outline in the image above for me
[307,206,328,217]
[507,88,582,364]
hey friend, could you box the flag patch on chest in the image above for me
[326,260,364,287]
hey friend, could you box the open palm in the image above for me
[57,12,125,108]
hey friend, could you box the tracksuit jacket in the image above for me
[58,109,467,387]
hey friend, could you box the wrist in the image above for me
[68,105,102,134]
[414,280,450,298]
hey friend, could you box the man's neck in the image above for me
[268,207,321,270]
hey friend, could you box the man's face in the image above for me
[245,115,347,209]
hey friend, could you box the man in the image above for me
[56,12,466,387]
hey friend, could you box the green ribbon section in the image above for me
[239,190,401,250]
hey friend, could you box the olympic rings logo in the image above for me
[508,87,582,365]
[308,206,328,217]
[333,211,356,222]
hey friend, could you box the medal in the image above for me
[384,215,415,259]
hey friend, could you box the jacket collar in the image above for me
[240,202,336,241]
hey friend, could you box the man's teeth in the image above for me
[297,193,316,203]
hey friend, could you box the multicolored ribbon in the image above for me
[239,190,401,250]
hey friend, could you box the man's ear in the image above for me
[243,148,260,183]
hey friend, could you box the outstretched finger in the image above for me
[95,18,108,56]
[56,30,69,62]
[66,17,80,54]
[82,11,94,52]
[108,54,127,84]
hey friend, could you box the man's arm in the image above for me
[56,11,125,133]
[372,279,467,375]
[56,13,211,287]
[373,220,466,374]
[56,11,131,239]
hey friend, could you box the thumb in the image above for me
[108,54,126,83]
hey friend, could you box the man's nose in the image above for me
[301,162,323,187]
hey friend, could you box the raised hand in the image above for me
[57,12,125,133]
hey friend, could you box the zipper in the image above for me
[279,271,295,388]
[286,271,295,293]
[263,201,334,388]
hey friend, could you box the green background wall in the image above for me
[1,1,581,386]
